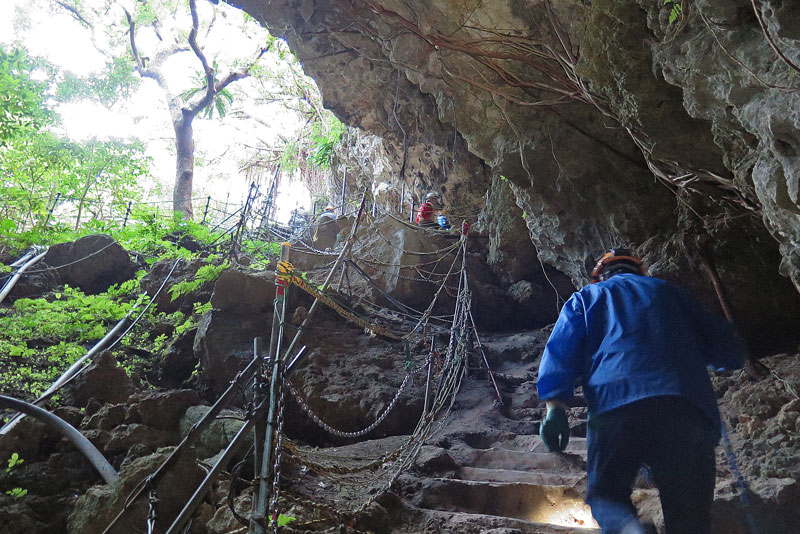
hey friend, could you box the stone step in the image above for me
[463,447,586,473]
[457,466,586,487]
[493,435,588,455]
[415,477,598,530]
[405,504,600,533]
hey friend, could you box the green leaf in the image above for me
[277,514,295,527]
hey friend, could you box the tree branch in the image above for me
[186,3,271,119]
[187,0,216,113]
[54,0,92,30]
[122,7,159,83]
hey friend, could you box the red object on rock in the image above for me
[416,201,435,225]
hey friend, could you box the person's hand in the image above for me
[540,405,570,452]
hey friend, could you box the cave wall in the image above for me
[230,0,800,348]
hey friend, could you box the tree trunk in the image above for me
[173,111,195,220]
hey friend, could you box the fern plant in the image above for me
[664,0,682,24]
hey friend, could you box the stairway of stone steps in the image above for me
[394,373,600,534]
[382,327,605,533]
[285,331,798,534]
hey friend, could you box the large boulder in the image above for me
[344,214,459,311]
[179,406,250,460]
[43,235,136,294]
[193,269,276,393]
[62,351,136,408]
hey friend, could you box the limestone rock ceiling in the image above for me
[231,0,800,346]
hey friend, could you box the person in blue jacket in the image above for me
[536,248,746,534]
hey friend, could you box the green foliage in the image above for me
[0,45,151,237]
[664,0,682,24]
[168,261,229,301]
[0,46,53,143]
[56,56,139,105]
[0,205,226,264]
[275,514,296,527]
[179,68,235,119]
[6,453,23,473]
[279,114,345,174]
[309,117,345,169]
[0,285,135,397]
[5,487,27,499]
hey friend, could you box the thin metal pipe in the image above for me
[0,250,47,305]
[0,395,118,484]
[252,243,292,533]
[252,337,265,481]
[424,336,435,414]
[9,251,34,268]
[469,310,504,404]
[340,167,347,216]
[165,418,255,534]
[285,346,307,374]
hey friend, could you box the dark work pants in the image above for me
[586,396,717,534]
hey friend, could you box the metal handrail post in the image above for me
[251,243,292,533]
[340,167,347,216]
[423,336,435,414]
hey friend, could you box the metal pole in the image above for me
[469,310,503,404]
[401,183,405,214]
[0,251,47,306]
[9,251,34,268]
[252,337,265,480]
[410,200,416,222]
[281,192,367,361]
[201,196,211,224]
[0,395,117,484]
[123,201,132,228]
[44,192,60,226]
[340,167,347,216]
[424,336,435,414]
[252,243,292,533]
[165,418,255,534]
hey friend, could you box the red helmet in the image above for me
[590,248,646,283]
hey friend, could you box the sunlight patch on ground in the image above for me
[528,497,599,529]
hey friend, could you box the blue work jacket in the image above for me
[536,273,745,439]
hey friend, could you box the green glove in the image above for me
[540,405,570,452]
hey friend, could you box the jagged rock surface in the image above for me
[231,0,800,349]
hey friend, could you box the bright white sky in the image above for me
[0,0,313,223]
